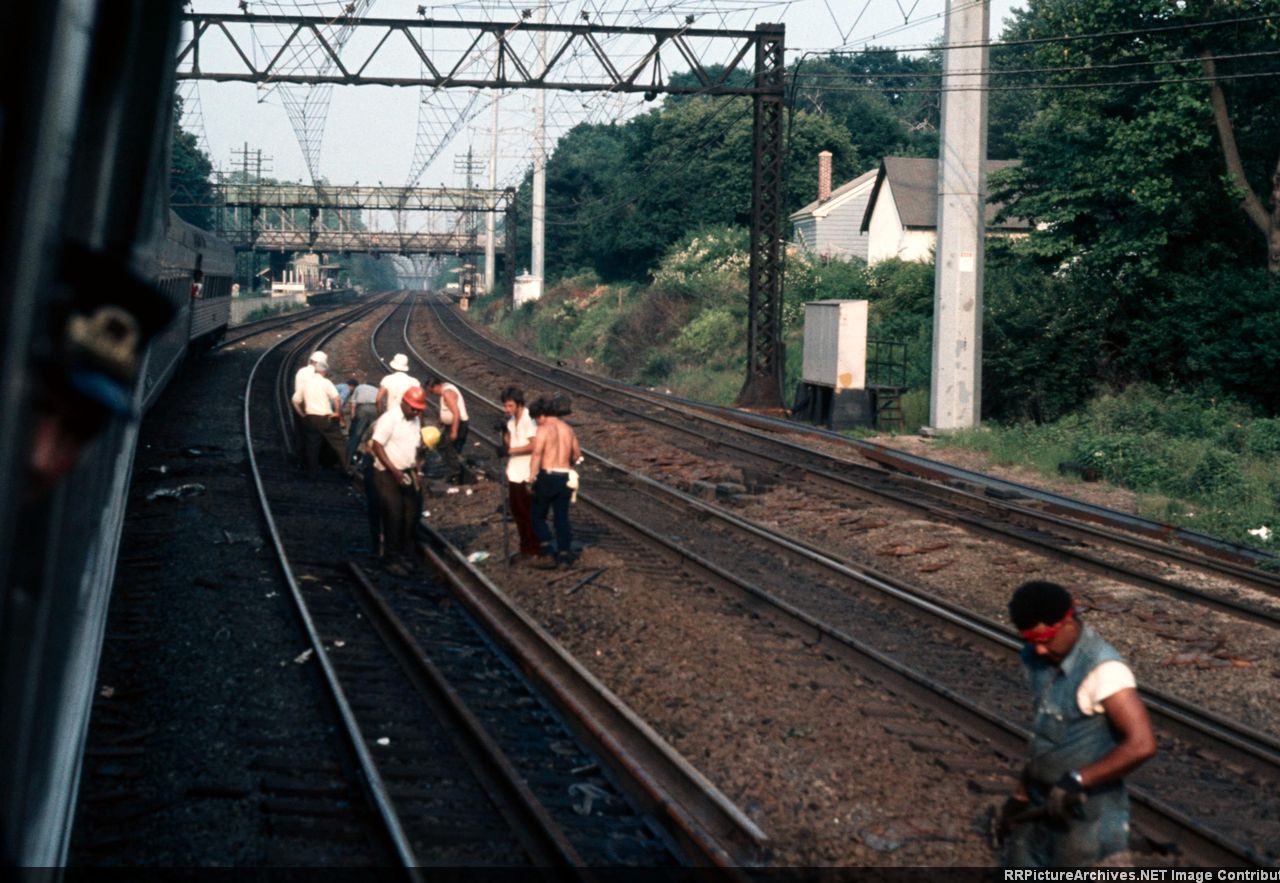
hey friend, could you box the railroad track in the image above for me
[401,294,1280,866]
[244,296,766,869]
[217,297,363,349]
[419,296,1280,623]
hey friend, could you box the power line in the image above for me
[797,67,1280,95]
[820,9,1280,59]
[790,48,1280,84]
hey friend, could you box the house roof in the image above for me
[789,168,878,221]
[859,156,1027,232]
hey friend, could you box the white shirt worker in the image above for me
[505,410,537,483]
[370,409,422,472]
[379,371,419,414]
[438,381,469,425]
[293,373,340,416]
[293,363,315,400]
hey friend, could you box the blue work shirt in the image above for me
[1008,624,1133,868]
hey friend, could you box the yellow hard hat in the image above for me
[421,425,442,450]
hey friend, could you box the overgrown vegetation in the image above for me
[940,386,1280,550]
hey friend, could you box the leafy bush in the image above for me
[942,384,1280,550]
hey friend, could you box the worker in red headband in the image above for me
[995,580,1157,867]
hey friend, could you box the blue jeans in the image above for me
[347,404,378,463]
[531,472,573,560]
[1007,781,1130,867]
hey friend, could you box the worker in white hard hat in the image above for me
[292,351,329,456]
[291,356,346,478]
[377,352,419,415]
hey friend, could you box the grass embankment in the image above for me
[939,385,1280,552]
[474,226,868,405]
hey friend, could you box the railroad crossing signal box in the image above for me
[794,300,874,430]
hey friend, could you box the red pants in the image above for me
[508,480,541,555]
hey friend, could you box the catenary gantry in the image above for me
[177,11,788,408]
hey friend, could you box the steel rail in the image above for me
[216,301,343,349]
[585,466,1280,778]
[345,562,589,871]
[243,310,422,873]
[251,296,628,873]
[411,297,1275,867]
[413,522,770,869]
[565,479,1269,867]
[421,298,1280,626]
[392,297,770,869]
[451,309,1277,572]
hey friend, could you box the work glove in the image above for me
[1045,772,1087,823]
[991,795,1031,847]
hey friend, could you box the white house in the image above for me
[789,151,877,262]
[859,156,1028,266]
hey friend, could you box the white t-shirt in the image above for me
[1077,660,1136,715]
[505,410,537,483]
[293,373,339,416]
[437,382,469,424]
[380,371,419,413]
[370,410,422,471]
[293,364,315,398]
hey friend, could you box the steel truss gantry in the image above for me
[178,13,787,408]
[218,182,513,213]
[192,181,515,256]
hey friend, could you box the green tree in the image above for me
[514,94,856,282]
[170,96,215,229]
[984,0,1280,407]
[992,0,1280,277]
[791,48,943,161]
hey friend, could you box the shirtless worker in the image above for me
[526,395,582,567]
[997,580,1157,867]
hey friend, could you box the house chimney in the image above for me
[818,151,833,203]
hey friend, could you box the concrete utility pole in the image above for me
[930,0,990,431]
[485,88,499,294]
[529,0,547,299]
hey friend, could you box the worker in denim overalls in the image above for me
[997,580,1158,867]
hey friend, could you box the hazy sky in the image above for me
[183,1,1024,201]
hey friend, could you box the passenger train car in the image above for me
[0,5,234,865]
[141,212,235,406]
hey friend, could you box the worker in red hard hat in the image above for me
[368,382,426,576]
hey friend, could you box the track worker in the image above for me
[377,353,419,415]
[346,375,380,465]
[293,350,327,452]
[294,350,326,398]
[500,386,540,561]
[291,358,346,477]
[369,385,427,576]
[527,396,582,567]
[426,376,472,485]
[998,580,1157,868]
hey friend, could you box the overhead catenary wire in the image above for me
[817,7,1280,58]
[789,48,1280,84]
